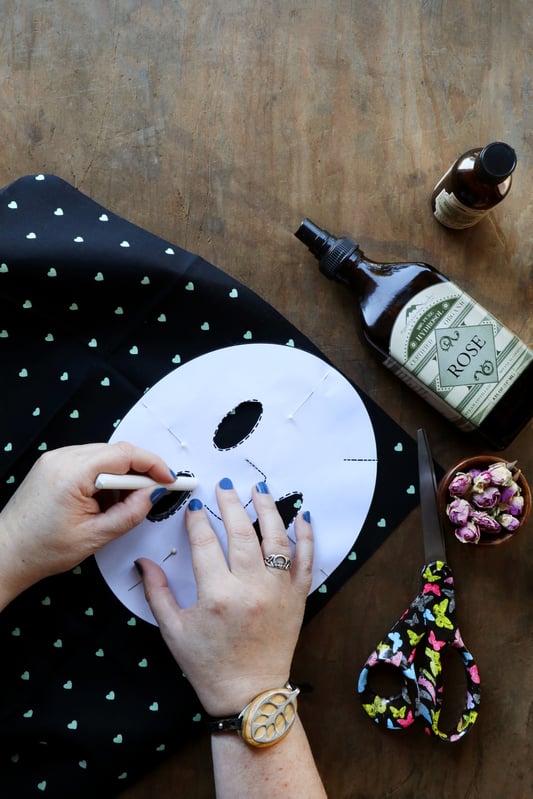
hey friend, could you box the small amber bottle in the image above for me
[432,142,516,229]
[295,218,532,449]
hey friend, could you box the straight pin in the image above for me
[287,371,330,420]
[168,429,188,448]
[287,390,314,420]
[128,548,178,589]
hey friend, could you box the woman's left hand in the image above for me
[137,480,314,717]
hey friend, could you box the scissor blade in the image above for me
[417,428,446,564]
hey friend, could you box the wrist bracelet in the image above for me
[205,682,300,748]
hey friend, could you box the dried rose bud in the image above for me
[469,510,501,533]
[472,486,501,510]
[472,471,493,492]
[498,513,521,532]
[455,521,480,544]
[500,482,519,505]
[448,472,472,497]
[507,494,524,517]
[447,498,471,525]
[487,462,514,486]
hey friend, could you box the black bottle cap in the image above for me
[475,142,517,185]
[294,219,359,279]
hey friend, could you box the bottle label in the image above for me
[433,188,487,229]
[388,282,532,429]
[383,355,476,430]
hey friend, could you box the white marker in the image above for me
[95,473,198,492]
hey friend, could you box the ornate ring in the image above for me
[264,553,292,570]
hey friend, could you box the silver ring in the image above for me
[264,553,292,570]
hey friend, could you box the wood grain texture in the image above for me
[1,1,531,796]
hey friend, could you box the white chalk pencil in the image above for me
[95,473,198,492]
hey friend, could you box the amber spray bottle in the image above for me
[431,142,516,229]
[295,219,532,449]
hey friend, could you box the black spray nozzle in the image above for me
[294,218,359,280]
[294,218,336,258]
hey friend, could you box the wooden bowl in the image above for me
[437,455,531,546]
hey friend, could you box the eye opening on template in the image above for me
[213,399,263,451]
[147,470,195,522]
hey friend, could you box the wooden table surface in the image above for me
[2,2,531,797]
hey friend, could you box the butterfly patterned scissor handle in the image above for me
[358,560,480,742]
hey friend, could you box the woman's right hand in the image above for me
[0,441,175,609]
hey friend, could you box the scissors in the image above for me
[357,428,480,742]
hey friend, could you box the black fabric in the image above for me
[0,175,422,797]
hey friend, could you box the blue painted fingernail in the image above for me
[188,498,203,511]
[256,481,269,494]
[303,510,311,523]
[134,560,143,576]
[150,487,168,504]
[219,477,233,490]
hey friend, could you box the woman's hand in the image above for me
[137,478,314,717]
[0,441,175,607]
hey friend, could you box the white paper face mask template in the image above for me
[95,344,378,625]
